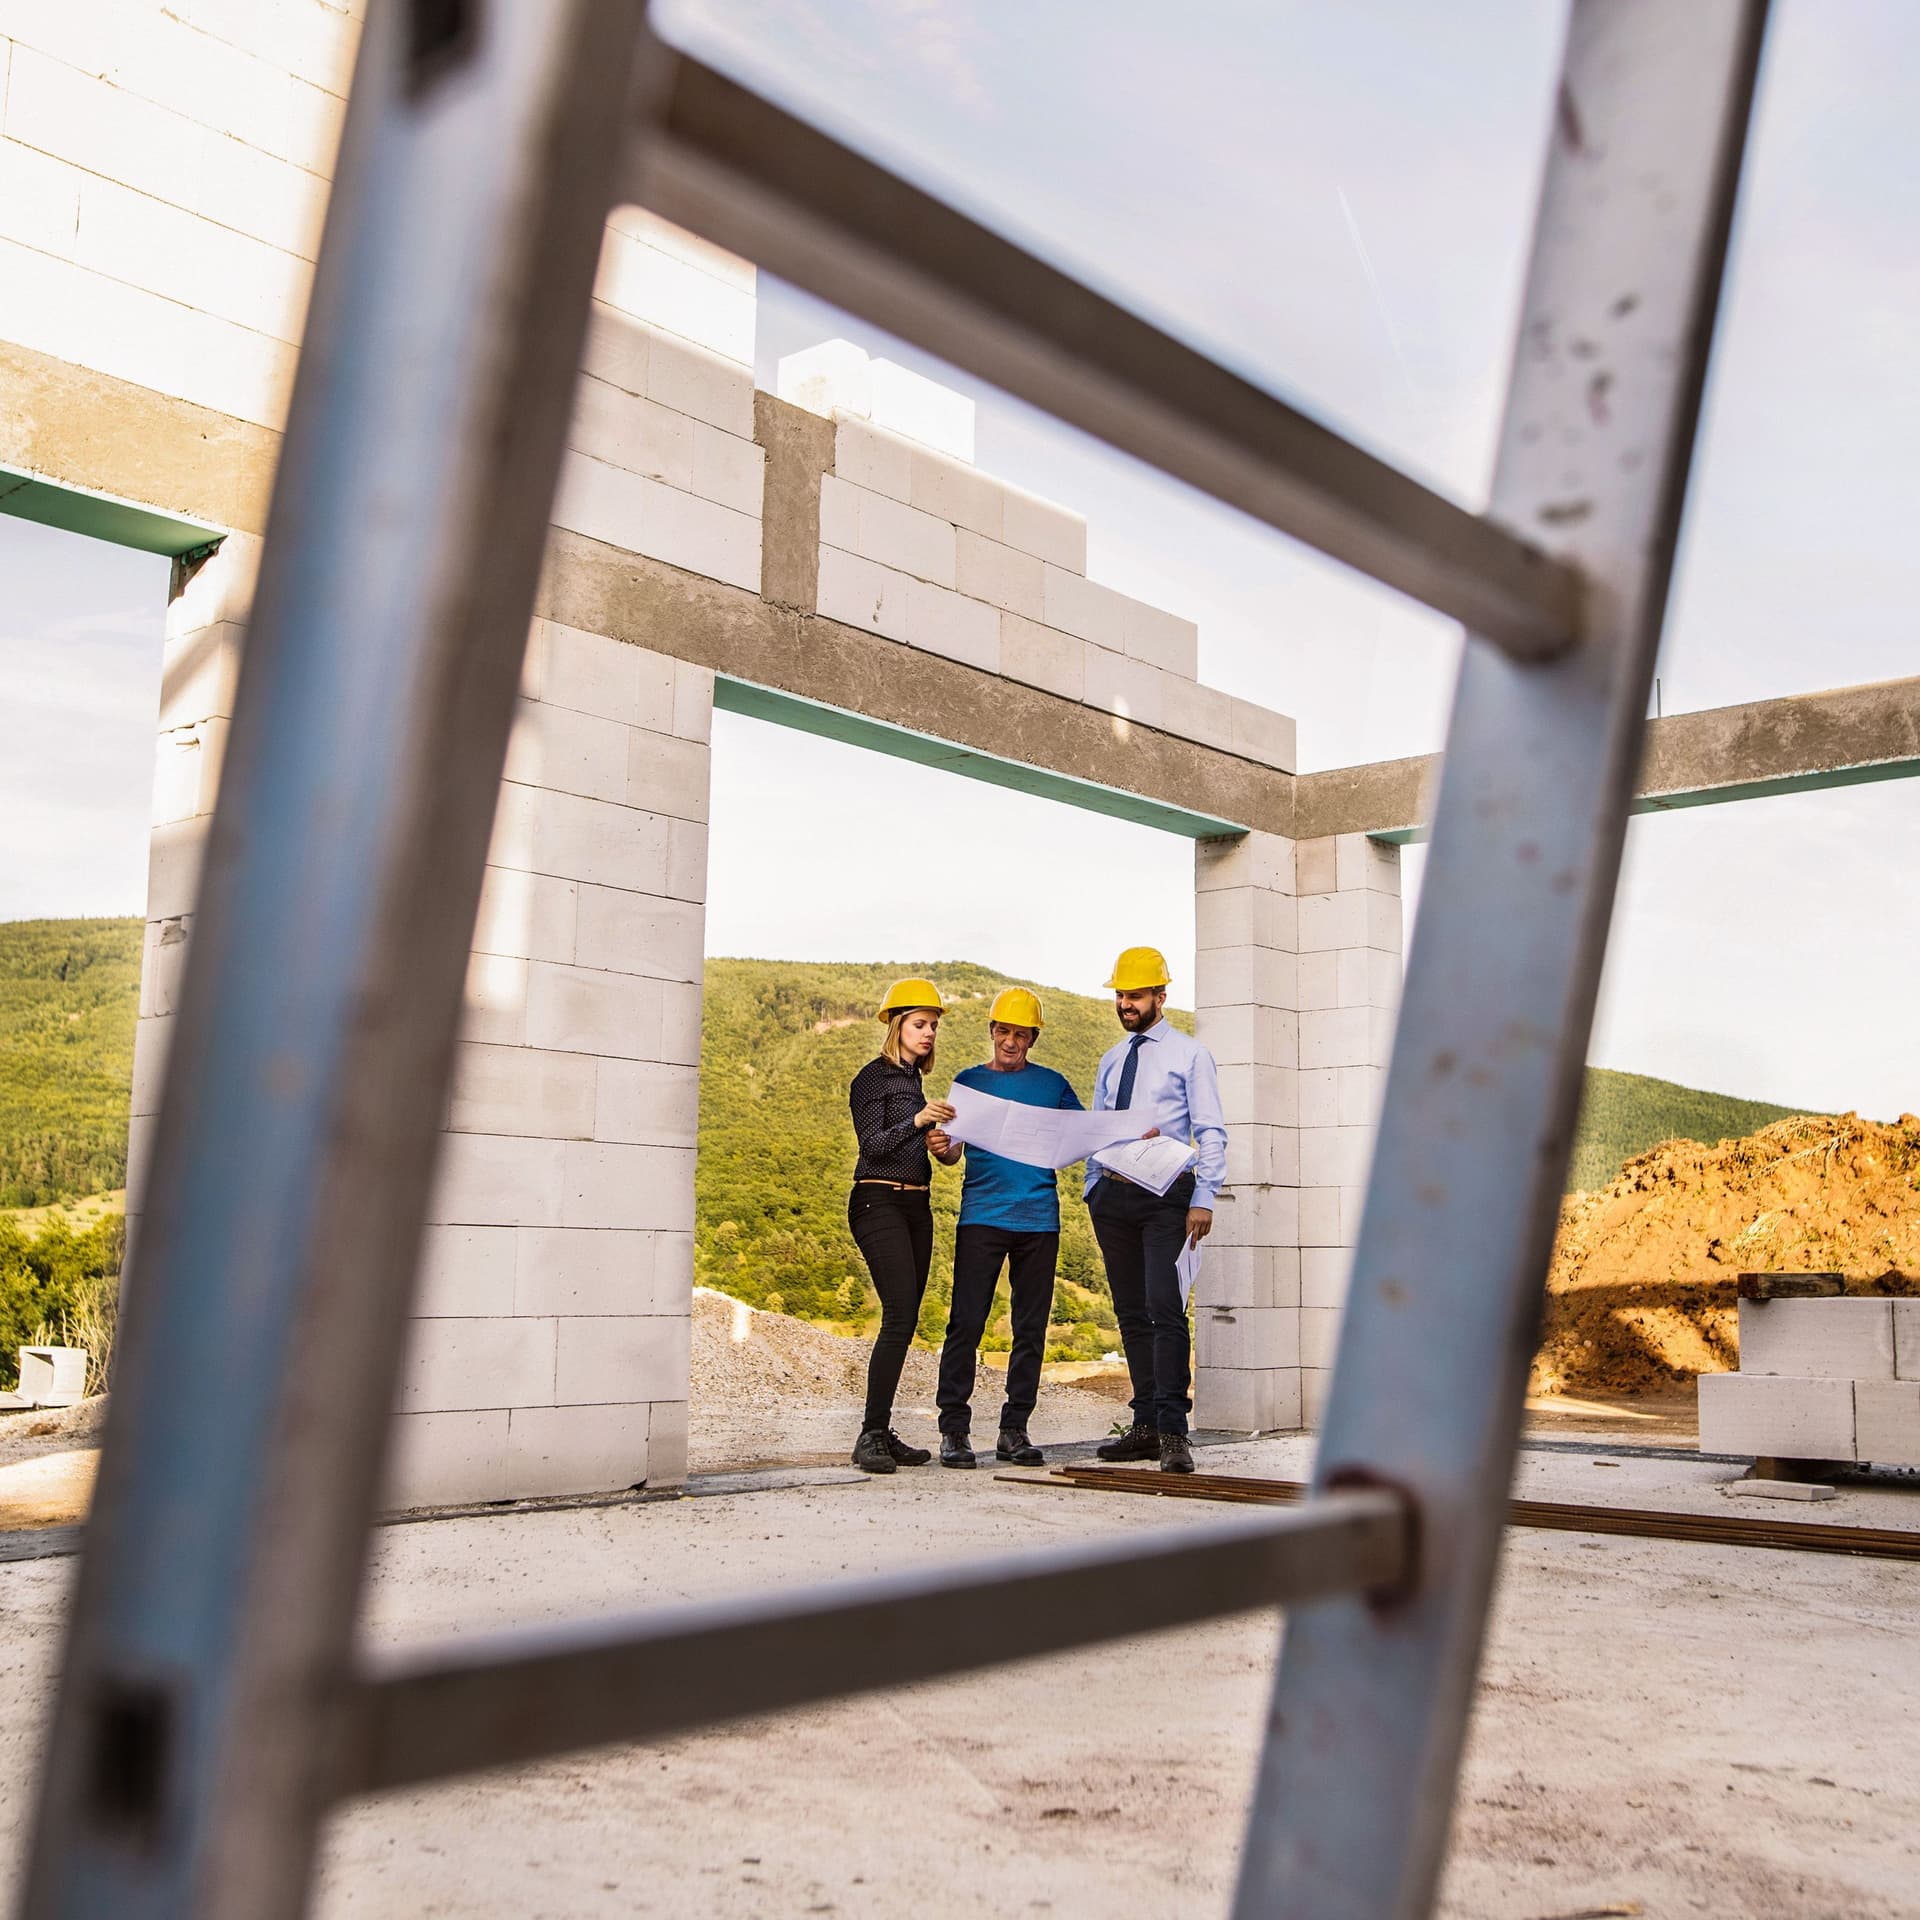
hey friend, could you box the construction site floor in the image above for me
[0,1427,1914,1916]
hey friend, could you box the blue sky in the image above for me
[5,2,1916,1118]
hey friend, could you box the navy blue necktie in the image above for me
[1114,1032,1147,1110]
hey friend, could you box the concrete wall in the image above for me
[1191,831,1401,1431]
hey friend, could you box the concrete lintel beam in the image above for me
[1297,675,1920,842]
[538,529,1292,838]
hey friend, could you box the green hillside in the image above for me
[0,917,1826,1358]
[1567,1067,1805,1194]
[0,918,142,1207]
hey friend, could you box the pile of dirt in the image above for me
[691,1285,942,1406]
[1533,1113,1920,1398]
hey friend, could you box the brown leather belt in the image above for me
[855,1179,929,1192]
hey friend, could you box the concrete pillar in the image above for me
[1295,832,1402,1424]
[1192,830,1302,1433]
[384,618,712,1506]
[131,542,710,1506]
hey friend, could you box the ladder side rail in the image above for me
[19,6,649,1917]
[1232,6,1771,1917]
[629,54,1579,662]
[340,1491,1408,1796]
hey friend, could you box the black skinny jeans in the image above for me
[849,1185,933,1433]
[937,1225,1059,1436]
[1089,1171,1195,1435]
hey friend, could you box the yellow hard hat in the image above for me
[989,987,1044,1031]
[876,977,944,1020]
[1106,946,1171,991]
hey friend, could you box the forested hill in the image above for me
[0,919,141,1207]
[0,922,1819,1353]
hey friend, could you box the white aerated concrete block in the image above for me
[1199,1245,1277,1311]
[1214,1064,1298,1129]
[555,1314,693,1405]
[1161,677,1235,753]
[1001,486,1086,571]
[1229,699,1297,772]
[998,614,1086,702]
[567,372,695,490]
[816,545,910,641]
[413,1226,517,1319]
[1297,892,1370,954]
[130,1015,172,1117]
[489,785,671,895]
[1196,833,1295,895]
[648,1400,691,1485]
[1298,1007,1375,1072]
[593,221,754,365]
[1295,838,1337,895]
[1197,1307,1299,1373]
[1336,833,1401,895]
[1298,1187,1342,1248]
[1299,1306,1342,1371]
[819,475,957,587]
[1896,1301,1920,1378]
[911,448,1005,539]
[834,416,914,501]
[448,1042,597,1141]
[646,329,755,438]
[397,1317,558,1415]
[471,866,578,967]
[1122,600,1199,678]
[626,731,710,824]
[955,530,1045,617]
[383,1411,510,1510]
[505,1402,651,1499]
[1853,1380,1920,1467]
[594,1058,700,1149]
[573,886,702,982]
[1193,1365,1299,1434]
[1736,1298,1895,1380]
[535,622,676,733]
[1194,887,1296,952]
[428,1132,566,1229]
[16,1347,86,1406]
[560,1142,695,1232]
[158,619,244,730]
[503,698,629,807]
[524,962,664,1061]
[1301,1246,1352,1311]
[1041,565,1132,651]
[146,817,206,920]
[907,579,1001,674]
[514,1228,683,1318]
[1697,1372,1856,1460]
[1198,1003,1297,1070]
[1082,648,1164,727]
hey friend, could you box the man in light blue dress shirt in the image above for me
[1085,945,1228,1474]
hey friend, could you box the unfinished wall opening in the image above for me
[691,702,1198,1469]
[0,505,188,1413]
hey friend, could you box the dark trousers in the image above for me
[936,1225,1059,1436]
[849,1185,933,1432]
[1089,1171,1195,1436]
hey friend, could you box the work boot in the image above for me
[1158,1431,1195,1475]
[940,1430,977,1469]
[1096,1420,1160,1463]
[996,1427,1044,1466]
[851,1428,897,1474]
[881,1429,931,1467]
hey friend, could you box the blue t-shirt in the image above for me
[953,1061,1085,1233]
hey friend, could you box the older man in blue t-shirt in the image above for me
[926,987,1083,1468]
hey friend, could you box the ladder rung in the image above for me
[634,53,1582,663]
[336,1490,1409,1797]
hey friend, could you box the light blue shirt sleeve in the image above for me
[1183,1042,1228,1210]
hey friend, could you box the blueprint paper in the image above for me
[943,1082,1149,1170]
[1177,1237,1203,1310]
[1089,1134,1197,1197]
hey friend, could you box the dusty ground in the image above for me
[0,1432,1915,1915]
[688,1285,1129,1470]
[1536,1114,1920,1398]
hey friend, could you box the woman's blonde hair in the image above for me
[881,1007,938,1071]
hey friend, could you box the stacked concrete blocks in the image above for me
[1698,1297,1920,1466]
[787,340,1298,772]
[1192,829,1300,1433]
[388,618,713,1506]
[554,212,764,594]
[1294,833,1401,1421]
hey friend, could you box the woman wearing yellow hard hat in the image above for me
[845,978,955,1474]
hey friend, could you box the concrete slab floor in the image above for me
[0,1434,1913,1916]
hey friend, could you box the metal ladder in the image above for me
[17,3,1770,1915]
